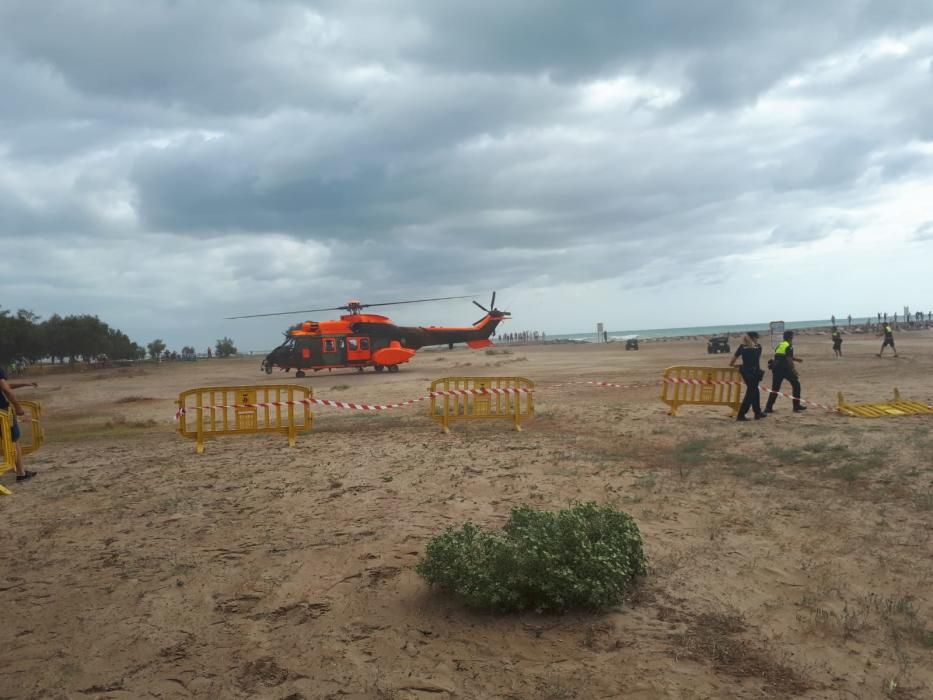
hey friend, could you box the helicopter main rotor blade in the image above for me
[226,294,479,320]
[226,306,348,319]
[358,294,479,309]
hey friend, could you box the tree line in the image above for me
[0,308,238,367]
[0,309,144,366]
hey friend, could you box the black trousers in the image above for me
[738,369,763,418]
[764,368,801,410]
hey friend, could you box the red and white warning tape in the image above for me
[758,385,839,413]
[552,377,840,413]
[173,378,843,420]
[581,380,663,390]
[175,386,533,419]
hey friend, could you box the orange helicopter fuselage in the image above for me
[261,311,506,375]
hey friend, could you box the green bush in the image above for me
[416,502,647,613]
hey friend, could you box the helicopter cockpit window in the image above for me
[348,338,358,351]
[360,339,370,350]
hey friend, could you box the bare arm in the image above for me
[0,378,25,415]
[8,381,37,390]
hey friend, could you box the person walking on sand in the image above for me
[729,331,766,421]
[831,326,843,358]
[877,322,898,357]
[764,330,806,413]
[0,366,39,482]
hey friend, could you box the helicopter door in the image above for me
[321,337,342,366]
[346,336,371,363]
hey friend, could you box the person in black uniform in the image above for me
[763,330,806,413]
[729,331,766,421]
[877,323,898,357]
[831,326,843,358]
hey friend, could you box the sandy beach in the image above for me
[2,330,932,699]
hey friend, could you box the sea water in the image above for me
[544,318,861,343]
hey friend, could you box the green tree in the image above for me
[0,308,17,366]
[41,314,68,363]
[17,310,45,362]
[69,315,110,361]
[147,339,167,360]
[106,328,142,360]
[0,308,44,366]
[2,308,144,366]
[215,337,237,358]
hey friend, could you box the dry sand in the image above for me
[2,331,932,699]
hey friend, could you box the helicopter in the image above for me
[227,293,510,376]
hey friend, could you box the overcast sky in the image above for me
[2,0,932,350]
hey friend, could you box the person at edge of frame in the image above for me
[728,331,767,421]
[877,322,898,357]
[763,330,806,414]
[831,326,843,358]
[0,365,39,482]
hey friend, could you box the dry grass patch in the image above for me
[671,609,810,695]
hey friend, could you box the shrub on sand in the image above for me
[416,502,647,613]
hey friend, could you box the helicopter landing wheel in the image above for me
[296,370,306,378]
[375,365,385,372]
[357,366,364,372]
[263,364,272,374]
[388,364,399,373]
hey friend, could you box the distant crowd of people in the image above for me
[497,331,546,343]
[829,311,933,328]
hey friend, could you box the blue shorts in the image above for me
[8,419,19,442]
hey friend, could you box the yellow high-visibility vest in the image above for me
[775,340,790,356]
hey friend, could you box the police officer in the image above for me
[831,326,843,358]
[763,330,806,413]
[729,331,766,421]
[877,323,898,357]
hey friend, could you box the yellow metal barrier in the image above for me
[18,401,44,456]
[1,409,14,495]
[177,385,312,453]
[429,376,534,433]
[660,366,743,417]
[837,388,933,418]
[1,403,43,495]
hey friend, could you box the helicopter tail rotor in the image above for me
[472,291,508,325]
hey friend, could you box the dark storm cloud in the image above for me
[2,0,933,345]
[128,73,568,237]
[398,1,933,103]
[0,1,347,115]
